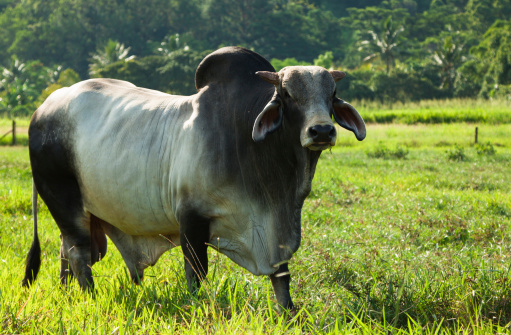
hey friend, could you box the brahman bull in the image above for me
[22,47,365,309]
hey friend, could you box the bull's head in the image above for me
[252,66,366,150]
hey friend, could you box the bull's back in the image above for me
[31,79,193,236]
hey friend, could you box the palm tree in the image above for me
[431,36,465,90]
[156,33,190,56]
[89,40,135,77]
[0,57,50,116]
[359,16,405,74]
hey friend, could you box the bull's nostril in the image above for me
[309,125,335,143]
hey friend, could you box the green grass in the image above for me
[0,118,29,146]
[356,98,511,124]
[0,97,509,146]
[1,122,511,333]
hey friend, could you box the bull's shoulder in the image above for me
[195,46,275,91]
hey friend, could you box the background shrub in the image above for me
[446,144,469,161]
[476,142,496,156]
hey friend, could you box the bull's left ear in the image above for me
[252,96,283,142]
[332,98,366,141]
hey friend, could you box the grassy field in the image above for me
[0,98,510,146]
[359,99,511,124]
[1,114,511,333]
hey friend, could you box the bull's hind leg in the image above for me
[59,234,74,284]
[29,117,99,291]
[59,216,107,286]
[32,172,95,291]
[59,231,93,290]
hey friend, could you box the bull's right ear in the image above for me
[252,96,283,142]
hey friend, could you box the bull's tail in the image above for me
[22,181,41,287]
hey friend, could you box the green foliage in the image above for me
[476,142,496,156]
[359,16,407,74]
[471,20,511,99]
[0,57,59,117]
[270,57,311,72]
[313,51,333,69]
[0,0,197,77]
[36,68,81,106]
[371,70,445,102]
[94,50,209,95]
[93,56,168,92]
[158,49,211,94]
[430,35,466,91]
[465,0,511,34]
[336,70,375,101]
[336,68,446,103]
[446,143,468,161]
[153,33,192,56]
[0,0,510,104]
[454,59,484,98]
[56,68,81,87]
[367,143,409,159]
[408,3,464,43]
[89,40,135,77]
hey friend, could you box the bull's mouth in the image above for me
[302,135,337,151]
[305,141,335,151]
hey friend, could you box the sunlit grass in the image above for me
[352,98,511,124]
[336,123,511,149]
[354,97,511,111]
[0,118,29,146]
[1,123,511,333]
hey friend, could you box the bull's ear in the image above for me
[329,71,346,82]
[256,71,279,86]
[252,97,283,142]
[332,98,366,141]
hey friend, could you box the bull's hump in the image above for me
[195,46,274,91]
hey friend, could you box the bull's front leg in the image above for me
[180,214,210,292]
[269,263,294,309]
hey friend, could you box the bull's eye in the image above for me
[282,89,290,99]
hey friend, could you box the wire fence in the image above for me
[0,120,16,145]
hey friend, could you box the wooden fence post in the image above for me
[475,126,478,144]
[12,120,16,146]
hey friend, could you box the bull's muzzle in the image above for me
[304,124,337,150]
[308,124,336,143]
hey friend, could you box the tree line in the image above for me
[0,0,510,117]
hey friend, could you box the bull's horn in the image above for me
[256,71,279,86]
[329,71,346,82]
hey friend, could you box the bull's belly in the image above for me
[86,204,179,236]
[83,198,179,236]
[78,169,179,236]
